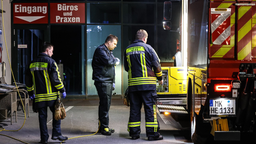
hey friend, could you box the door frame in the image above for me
[11,24,50,83]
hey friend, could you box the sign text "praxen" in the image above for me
[50,3,85,24]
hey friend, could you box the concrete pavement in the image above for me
[0,97,193,144]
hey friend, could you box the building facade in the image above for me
[4,0,181,96]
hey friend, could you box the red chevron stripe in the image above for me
[221,36,230,45]
[237,8,252,30]
[243,54,251,61]
[251,25,256,58]
[209,45,223,58]
[251,6,256,58]
[237,31,252,52]
[209,25,235,59]
[212,17,230,42]
[223,46,235,59]
[209,2,235,59]
[212,14,220,22]
[237,6,252,60]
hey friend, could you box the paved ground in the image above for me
[0,97,193,144]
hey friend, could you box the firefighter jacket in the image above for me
[25,53,65,104]
[92,44,117,83]
[124,40,162,92]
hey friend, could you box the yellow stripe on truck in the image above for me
[238,20,251,43]
[238,6,251,20]
[212,35,234,58]
[217,3,233,9]
[238,41,252,60]
[252,35,256,50]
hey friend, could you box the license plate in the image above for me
[209,98,236,115]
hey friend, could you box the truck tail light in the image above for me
[164,111,170,116]
[214,84,231,92]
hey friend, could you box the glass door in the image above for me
[12,27,47,84]
[86,25,121,96]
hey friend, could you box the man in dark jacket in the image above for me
[124,29,163,141]
[92,34,118,136]
[25,42,67,144]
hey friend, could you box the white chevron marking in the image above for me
[15,16,45,22]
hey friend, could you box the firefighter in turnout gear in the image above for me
[25,42,68,144]
[124,29,164,141]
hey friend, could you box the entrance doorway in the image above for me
[13,28,45,84]
[51,25,82,95]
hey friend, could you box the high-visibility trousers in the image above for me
[128,90,160,137]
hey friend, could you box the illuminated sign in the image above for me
[50,3,85,24]
[13,3,48,24]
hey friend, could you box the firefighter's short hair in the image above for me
[41,42,54,52]
[105,34,118,43]
[136,29,148,40]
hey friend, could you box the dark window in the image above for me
[50,0,85,1]
[87,3,121,24]
[12,0,48,2]
[123,3,155,24]
[123,0,155,2]
[87,0,120,1]
[157,0,182,2]
[51,25,82,94]
[157,26,178,62]
[123,25,155,51]
[157,3,164,25]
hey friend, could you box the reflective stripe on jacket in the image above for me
[124,40,162,92]
[25,53,65,103]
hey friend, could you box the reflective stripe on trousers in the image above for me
[128,90,160,137]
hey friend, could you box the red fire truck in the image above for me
[158,0,256,143]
